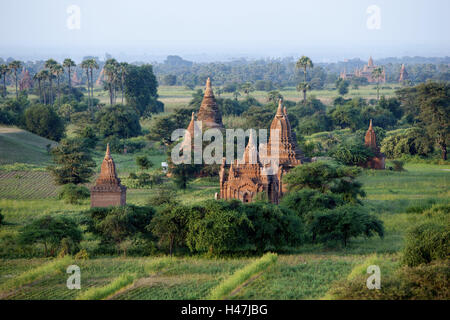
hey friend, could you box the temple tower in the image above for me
[197,78,224,130]
[399,64,408,82]
[90,144,127,207]
[363,120,385,170]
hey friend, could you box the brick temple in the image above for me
[399,64,408,82]
[363,119,385,170]
[340,56,386,83]
[218,100,303,204]
[197,77,224,130]
[90,144,127,207]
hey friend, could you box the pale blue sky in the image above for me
[1,0,449,61]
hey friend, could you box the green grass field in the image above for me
[0,161,447,299]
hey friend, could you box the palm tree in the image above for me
[44,59,57,104]
[295,56,314,102]
[296,82,311,101]
[104,59,118,105]
[63,58,76,90]
[0,64,8,97]
[53,64,64,105]
[87,59,99,105]
[33,71,43,103]
[81,59,91,107]
[39,70,50,105]
[8,60,22,99]
[372,67,383,100]
[118,62,128,104]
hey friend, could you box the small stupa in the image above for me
[197,77,224,130]
[90,144,127,207]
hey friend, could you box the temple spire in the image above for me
[105,143,111,159]
[369,119,373,130]
[276,99,283,116]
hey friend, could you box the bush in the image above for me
[390,160,405,171]
[58,183,90,204]
[402,222,449,267]
[0,210,4,225]
[330,142,374,166]
[328,260,449,300]
[136,156,153,170]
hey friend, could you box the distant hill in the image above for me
[0,126,57,166]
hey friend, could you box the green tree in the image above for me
[85,205,155,255]
[63,58,76,90]
[44,59,57,104]
[372,67,384,100]
[24,104,65,141]
[415,82,450,160]
[0,64,8,97]
[95,104,142,139]
[296,82,311,101]
[149,204,189,256]
[8,60,22,99]
[19,215,82,256]
[296,56,314,102]
[104,58,119,105]
[48,138,95,185]
[330,141,374,166]
[310,204,384,247]
[125,64,162,116]
[284,161,365,203]
[53,63,64,105]
[136,155,153,171]
[81,59,91,107]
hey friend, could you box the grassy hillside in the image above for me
[0,126,56,166]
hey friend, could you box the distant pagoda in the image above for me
[197,77,224,130]
[363,119,385,170]
[90,144,127,207]
[399,64,408,82]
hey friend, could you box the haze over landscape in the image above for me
[1,0,449,62]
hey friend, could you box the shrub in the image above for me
[136,155,153,170]
[95,104,141,139]
[0,210,4,225]
[74,248,89,260]
[330,142,374,166]
[328,260,449,300]
[402,222,449,267]
[58,183,90,204]
[390,160,405,171]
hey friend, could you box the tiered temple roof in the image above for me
[90,144,127,207]
[197,78,224,130]
[363,119,386,170]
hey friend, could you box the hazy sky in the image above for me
[1,0,449,61]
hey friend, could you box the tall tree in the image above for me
[8,60,22,99]
[0,64,8,97]
[104,59,119,105]
[39,70,50,105]
[296,56,314,102]
[87,59,99,105]
[415,82,450,160]
[372,67,383,101]
[63,58,76,90]
[48,138,96,185]
[53,64,64,105]
[81,59,91,107]
[44,59,57,105]
[33,72,43,103]
[119,62,128,104]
